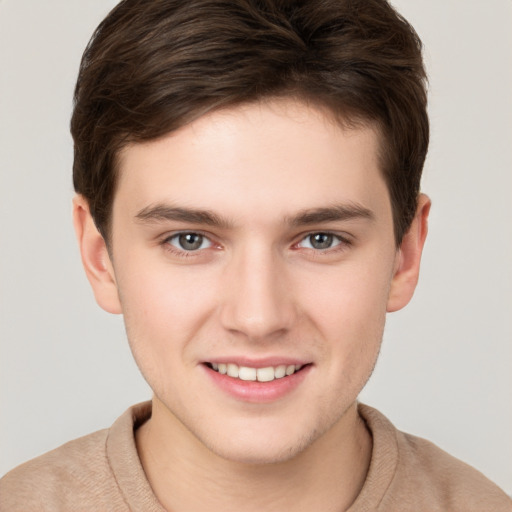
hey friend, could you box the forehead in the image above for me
[114,99,390,225]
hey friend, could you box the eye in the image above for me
[298,232,343,250]
[166,232,212,251]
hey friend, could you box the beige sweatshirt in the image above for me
[1,402,510,511]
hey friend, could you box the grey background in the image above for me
[1,0,511,492]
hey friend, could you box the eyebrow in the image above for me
[135,204,232,229]
[287,204,374,226]
[135,202,374,229]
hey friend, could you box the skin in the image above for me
[74,98,430,512]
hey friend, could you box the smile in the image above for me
[207,363,304,382]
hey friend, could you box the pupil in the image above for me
[311,233,332,249]
[179,233,203,250]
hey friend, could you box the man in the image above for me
[0,0,510,510]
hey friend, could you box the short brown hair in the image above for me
[71,0,428,244]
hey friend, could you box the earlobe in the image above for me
[387,194,431,313]
[72,195,122,314]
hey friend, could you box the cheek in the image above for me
[298,254,393,385]
[301,260,392,335]
[114,260,218,362]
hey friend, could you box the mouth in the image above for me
[205,362,308,382]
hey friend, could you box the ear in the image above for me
[72,195,122,314]
[387,194,431,313]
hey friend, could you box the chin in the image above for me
[197,419,324,466]
[207,435,315,466]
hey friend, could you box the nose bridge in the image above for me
[221,240,294,339]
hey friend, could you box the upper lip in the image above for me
[204,357,311,368]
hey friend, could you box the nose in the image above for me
[220,244,296,341]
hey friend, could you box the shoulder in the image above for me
[391,431,512,511]
[0,428,125,511]
[356,404,512,512]
[0,402,154,511]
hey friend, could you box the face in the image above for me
[84,99,415,464]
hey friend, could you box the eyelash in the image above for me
[160,231,352,258]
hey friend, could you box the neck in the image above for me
[136,397,372,512]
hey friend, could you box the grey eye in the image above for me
[299,233,341,250]
[168,233,211,251]
[310,233,333,249]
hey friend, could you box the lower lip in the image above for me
[203,364,311,403]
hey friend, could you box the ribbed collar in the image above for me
[348,404,400,511]
[106,401,166,511]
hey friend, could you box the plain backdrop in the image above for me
[1,0,511,493]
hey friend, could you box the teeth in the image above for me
[257,367,275,382]
[210,362,304,381]
[274,365,286,378]
[227,363,239,378]
[239,366,257,381]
